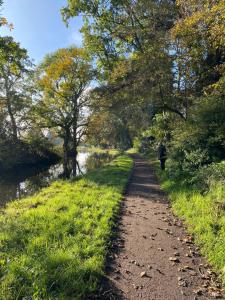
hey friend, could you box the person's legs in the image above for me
[160,159,166,170]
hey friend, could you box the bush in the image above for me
[194,161,225,191]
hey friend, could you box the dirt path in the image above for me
[99,155,223,300]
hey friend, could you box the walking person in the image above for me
[158,143,167,170]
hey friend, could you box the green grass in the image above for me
[152,158,225,286]
[0,155,133,300]
[125,148,138,154]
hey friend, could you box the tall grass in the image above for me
[0,155,133,300]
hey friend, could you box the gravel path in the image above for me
[98,155,224,300]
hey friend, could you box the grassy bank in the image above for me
[151,157,225,286]
[0,155,133,299]
[86,146,120,156]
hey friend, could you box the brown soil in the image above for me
[96,155,224,300]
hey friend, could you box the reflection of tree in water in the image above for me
[0,152,113,207]
[85,153,112,173]
[63,153,112,177]
[0,163,63,207]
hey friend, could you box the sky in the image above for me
[0,0,83,63]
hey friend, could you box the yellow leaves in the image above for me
[109,60,131,83]
[38,46,92,114]
[0,17,13,30]
[0,17,8,26]
[173,0,225,48]
[204,73,225,96]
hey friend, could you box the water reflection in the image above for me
[0,152,112,207]
[85,153,112,171]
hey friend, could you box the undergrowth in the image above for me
[0,155,133,300]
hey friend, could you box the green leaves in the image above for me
[0,36,33,140]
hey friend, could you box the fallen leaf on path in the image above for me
[169,257,180,263]
[203,282,210,288]
[193,288,206,295]
[140,271,147,277]
[178,280,188,287]
[151,233,158,237]
[209,291,221,298]
[201,274,211,280]
[189,271,197,276]
[156,268,164,275]
[183,237,193,244]
[114,276,120,280]
[132,284,139,290]
[185,253,192,258]
[158,247,164,251]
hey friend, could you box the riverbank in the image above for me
[0,155,133,299]
[0,148,119,207]
[0,139,59,172]
[149,154,225,288]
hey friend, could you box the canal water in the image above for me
[0,152,112,207]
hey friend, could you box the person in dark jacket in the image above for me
[158,143,167,170]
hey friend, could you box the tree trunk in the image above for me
[6,92,18,141]
[72,150,77,177]
[72,102,78,177]
[63,127,70,178]
[72,123,78,177]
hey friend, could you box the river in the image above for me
[0,152,112,207]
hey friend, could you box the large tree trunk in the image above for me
[72,99,79,177]
[72,122,78,177]
[6,92,18,141]
[63,127,70,178]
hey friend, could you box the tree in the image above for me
[172,0,225,97]
[62,0,177,111]
[62,0,181,149]
[0,36,32,141]
[36,47,93,177]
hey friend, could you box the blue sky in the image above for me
[0,0,83,63]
